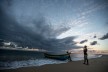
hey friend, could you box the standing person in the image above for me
[67,51,72,61]
[83,45,89,65]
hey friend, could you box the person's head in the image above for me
[67,51,68,53]
[84,45,87,49]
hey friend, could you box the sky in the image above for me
[0,0,108,52]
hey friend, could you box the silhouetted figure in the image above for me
[83,45,89,65]
[67,51,72,61]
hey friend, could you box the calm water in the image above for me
[0,49,102,70]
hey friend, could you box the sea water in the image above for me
[0,49,102,70]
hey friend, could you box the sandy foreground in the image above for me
[0,55,108,72]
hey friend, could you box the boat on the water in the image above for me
[44,53,70,60]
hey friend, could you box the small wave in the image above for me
[98,55,102,57]
[0,54,102,70]
[0,58,67,70]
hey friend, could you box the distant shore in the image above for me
[0,55,108,72]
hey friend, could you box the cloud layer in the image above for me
[0,0,107,51]
[0,0,82,51]
[80,39,88,44]
[99,33,108,40]
[90,41,97,45]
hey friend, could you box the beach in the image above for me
[1,55,108,72]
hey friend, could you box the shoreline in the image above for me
[0,55,108,72]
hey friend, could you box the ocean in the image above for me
[0,49,102,70]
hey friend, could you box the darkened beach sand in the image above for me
[1,55,108,72]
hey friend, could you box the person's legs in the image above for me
[68,55,72,61]
[85,55,89,65]
[83,55,89,65]
[86,56,89,65]
[83,55,86,64]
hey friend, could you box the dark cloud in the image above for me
[80,39,88,44]
[90,41,97,45]
[0,0,81,51]
[94,35,96,38]
[99,33,108,40]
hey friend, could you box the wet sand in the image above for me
[1,55,108,72]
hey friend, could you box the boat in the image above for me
[44,53,70,60]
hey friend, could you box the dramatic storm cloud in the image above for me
[0,0,82,51]
[90,41,97,45]
[0,0,108,50]
[99,33,108,40]
[80,39,88,44]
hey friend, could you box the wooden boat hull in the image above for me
[44,53,70,60]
